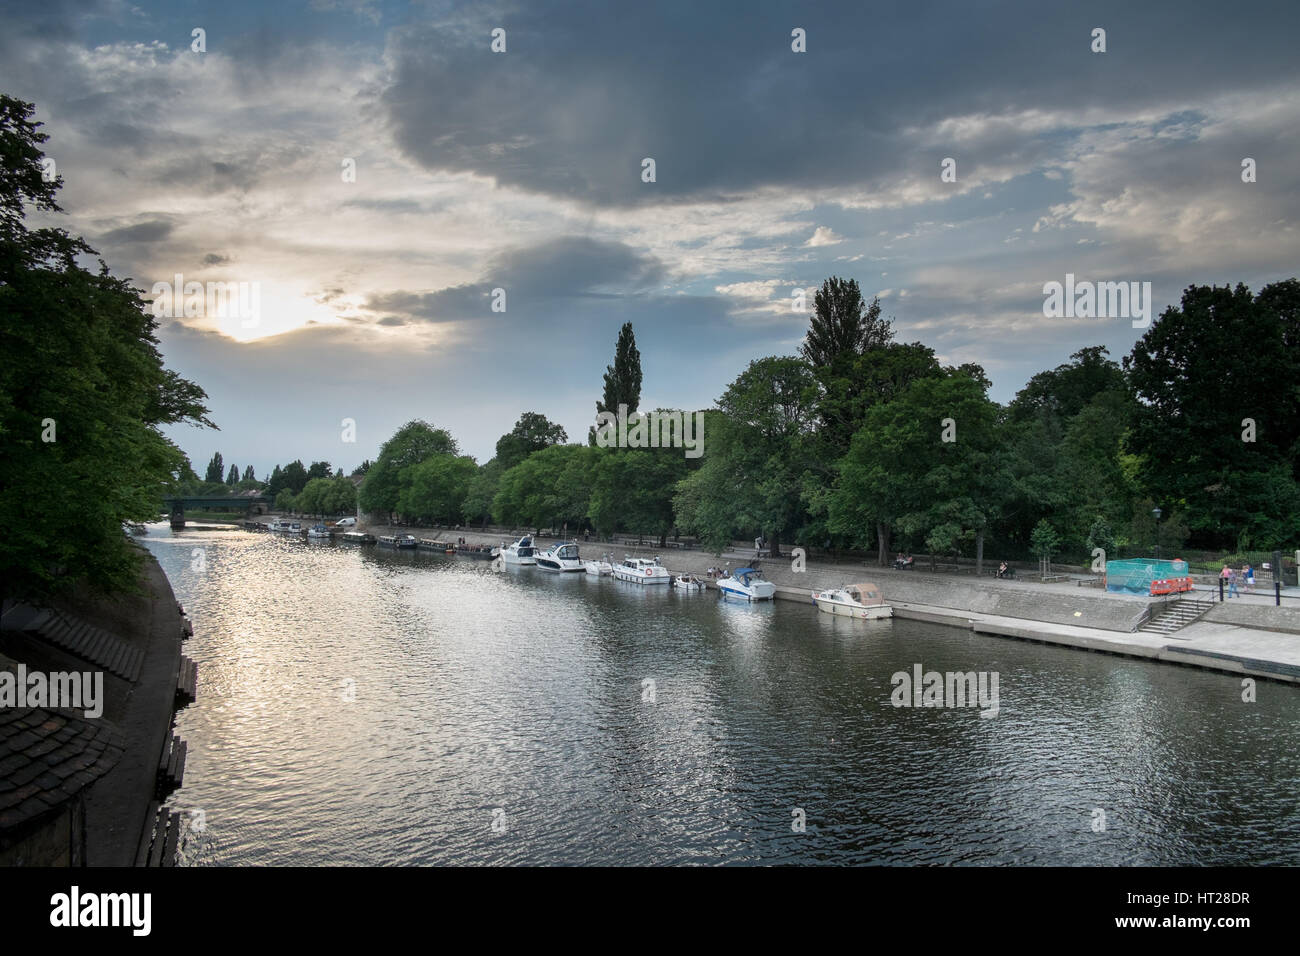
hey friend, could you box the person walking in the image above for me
[1227,566,1239,598]
[1244,564,1255,593]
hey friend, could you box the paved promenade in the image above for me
[307,520,1300,684]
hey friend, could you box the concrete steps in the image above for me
[1139,599,1216,634]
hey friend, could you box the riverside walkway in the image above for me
[308,521,1300,685]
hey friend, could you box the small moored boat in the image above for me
[338,531,376,545]
[536,541,584,572]
[377,534,418,549]
[613,556,671,585]
[718,567,776,601]
[307,524,331,539]
[674,573,705,591]
[812,581,892,619]
[497,536,537,565]
[584,554,614,576]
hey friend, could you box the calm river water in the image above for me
[143,524,1300,865]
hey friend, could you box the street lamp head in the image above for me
[1152,507,1162,521]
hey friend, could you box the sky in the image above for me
[2,0,1298,474]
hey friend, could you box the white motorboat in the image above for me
[674,573,705,591]
[613,556,671,585]
[268,518,301,533]
[496,535,537,565]
[812,581,892,619]
[585,554,614,576]
[536,541,584,572]
[307,524,331,539]
[718,566,776,601]
[377,534,417,549]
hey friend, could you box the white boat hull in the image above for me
[585,561,613,576]
[537,559,584,572]
[815,599,892,619]
[719,581,776,601]
[613,568,671,585]
[502,552,536,565]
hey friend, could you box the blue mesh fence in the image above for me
[1105,558,1189,594]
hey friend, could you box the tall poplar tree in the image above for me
[597,322,642,416]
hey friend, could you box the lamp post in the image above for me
[1152,506,1162,561]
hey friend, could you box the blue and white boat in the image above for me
[718,567,776,601]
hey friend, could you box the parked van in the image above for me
[334,517,357,527]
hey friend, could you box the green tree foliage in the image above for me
[588,436,692,545]
[800,277,892,368]
[275,489,296,513]
[265,464,286,497]
[226,464,239,485]
[281,459,309,495]
[598,322,642,417]
[306,460,332,481]
[495,412,568,471]
[673,359,818,555]
[205,451,225,483]
[493,445,595,531]
[0,95,214,599]
[829,369,1006,567]
[398,454,478,525]
[1030,519,1061,560]
[294,475,357,518]
[351,459,372,476]
[358,421,459,521]
[462,459,504,529]
[242,464,255,482]
[1124,280,1300,549]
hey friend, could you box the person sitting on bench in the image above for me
[996,561,1015,579]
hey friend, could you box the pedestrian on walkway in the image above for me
[1244,564,1255,593]
[1227,566,1239,598]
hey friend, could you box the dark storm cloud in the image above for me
[382,0,1300,206]
[99,218,174,243]
[363,235,667,323]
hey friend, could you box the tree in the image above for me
[281,459,309,495]
[463,459,504,529]
[351,460,372,476]
[295,478,330,518]
[588,436,693,545]
[359,421,459,521]
[673,359,818,555]
[493,445,595,531]
[1009,346,1127,424]
[597,322,642,418]
[1124,281,1300,548]
[307,460,333,481]
[328,476,358,516]
[205,451,225,483]
[496,412,568,471]
[0,95,214,600]
[226,463,240,485]
[800,277,891,368]
[399,455,478,525]
[829,369,1005,569]
[242,465,255,482]
[265,464,286,498]
[275,489,296,513]
[1030,519,1061,568]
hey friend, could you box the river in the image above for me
[142,524,1300,865]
